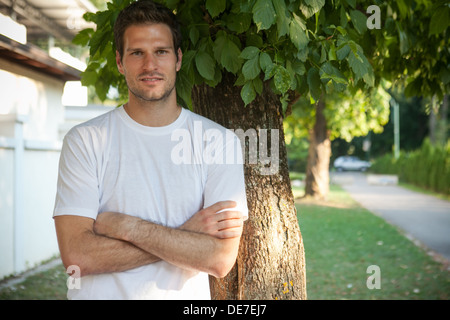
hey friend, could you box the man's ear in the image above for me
[176,48,182,72]
[116,50,124,75]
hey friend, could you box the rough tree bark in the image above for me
[304,94,331,200]
[192,73,307,300]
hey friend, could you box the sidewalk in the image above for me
[332,172,450,262]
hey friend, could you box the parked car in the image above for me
[333,156,371,172]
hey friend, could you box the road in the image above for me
[331,171,450,262]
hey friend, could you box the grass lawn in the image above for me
[0,263,67,300]
[296,185,450,300]
[1,184,448,300]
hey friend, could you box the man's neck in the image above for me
[124,96,181,127]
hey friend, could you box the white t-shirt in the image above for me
[53,106,248,300]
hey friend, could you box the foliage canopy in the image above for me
[75,0,449,143]
[74,0,382,109]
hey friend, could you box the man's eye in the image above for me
[131,51,142,56]
[157,50,168,55]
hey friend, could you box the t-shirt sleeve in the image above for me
[202,130,249,220]
[53,128,100,220]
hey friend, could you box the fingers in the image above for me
[207,200,237,213]
[217,212,243,230]
[216,227,243,239]
[216,210,243,239]
[217,210,243,222]
[186,201,244,239]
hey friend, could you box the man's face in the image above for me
[116,23,182,103]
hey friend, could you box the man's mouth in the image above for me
[139,73,164,82]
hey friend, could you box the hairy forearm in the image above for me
[55,216,160,277]
[74,231,161,276]
[95,213,239,278]
[131,220,232,277]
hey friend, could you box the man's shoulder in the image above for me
[65,107,119,141]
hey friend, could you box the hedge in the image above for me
[370,139,449,195]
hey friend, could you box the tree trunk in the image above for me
[192,73,307,300]
[304,93,331,200]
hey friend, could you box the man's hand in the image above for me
[180,201,243,239]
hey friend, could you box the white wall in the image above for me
[0,147,14,277]
[0,58,65,278]
[0,57,113,279]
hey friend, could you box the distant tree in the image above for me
[286,0,449,198]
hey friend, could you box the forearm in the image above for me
[95,213,239,278]
[129,219,238,278]
[72,230,161,276]
[55,216,160,277]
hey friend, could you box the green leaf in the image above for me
[242,55,261,80]
[274,65,291,94]
[429,6,450,36]
[404,77,422,98]
[272,0,290,37]
[176,69,194,109]
[344,0,356,9]
[337,44,350,60]
[223,13,252,34]
[328,43,337,61]
[263,64,276,81]
[348,52,366,80]
[440,67,450,85]
[240,46,260,59]
[195,51,216,81]
[213,31,227,61]
[307,67,322,101]
[291,60,306,76]
[221,41,243,74]
[347,45,374,86]
[241,81,256,106]
[350,9,368,34]
[252,77,263,95]
[206,0,226,18]
[189,27,200,46]
[234,72,246,86]
[300,0,325,19]
[290,13,309,50]
[214,32,243,74]
[72,28,94,46]
[395,21,410,55]
[336,26,347,36]
[89,26,109,57]
[252,0,276,31]
[81,70,98,87]
[320,62,348,85]
[259,52,273,72]
[362,68,375,87]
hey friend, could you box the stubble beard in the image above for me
[127,74,176,103]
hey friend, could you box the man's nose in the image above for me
[143,53,158,71]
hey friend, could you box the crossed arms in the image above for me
[54,201,244,278]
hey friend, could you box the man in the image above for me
[53,0,248,300]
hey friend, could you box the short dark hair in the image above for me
[114,0,182,60]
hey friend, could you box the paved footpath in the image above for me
[331,172,450,262]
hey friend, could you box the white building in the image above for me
[0,0,112,279]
